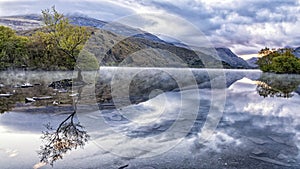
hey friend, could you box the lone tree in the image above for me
[40,6,90,79]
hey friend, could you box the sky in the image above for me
[0,0,300,59]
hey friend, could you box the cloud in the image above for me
[128,0,300,55]
[0,0,135,20]
[1,0,300,55]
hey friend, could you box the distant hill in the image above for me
[293,47,300,58]
[0,14,252,69]
[215,48,253,69]
[246,57,259,68]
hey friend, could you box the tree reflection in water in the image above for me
[256,73,300,98]
[38,111,89,166]
[38,83,89,166]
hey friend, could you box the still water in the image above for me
[0,68,300,169]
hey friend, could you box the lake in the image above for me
[1,68,300,169]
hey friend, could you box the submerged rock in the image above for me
[48,79,72,89]
[25,96,53,103]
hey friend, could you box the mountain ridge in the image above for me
[0,14,253,69]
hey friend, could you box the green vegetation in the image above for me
[257,47,300,74]
[0,26,29,69]
[0,7,97,71]
[77,49,99,70]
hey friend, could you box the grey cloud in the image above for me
[130,0,300,54]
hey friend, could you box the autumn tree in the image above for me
[37,6,91,76]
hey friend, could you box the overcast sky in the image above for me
[1,0,300,58]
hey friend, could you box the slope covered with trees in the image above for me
[0,7,97,70]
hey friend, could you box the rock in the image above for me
[53,101,59,105]
[58,89,68,93]
[13,84,21,88]
[69,93,79,97]
[32,96,53,100]
[25,96,53,103]
[21,82,33,88]
[0,93,13,97]
[25,97,35,103]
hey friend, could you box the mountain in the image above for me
[69,15,166,44]
[155,34,190,49]
[293,47,300,58]
[0,14,252,69]
[0,14,42,31]
[215,48,252,69]
[246,57,258,68]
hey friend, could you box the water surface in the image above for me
[1,68,300,169]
